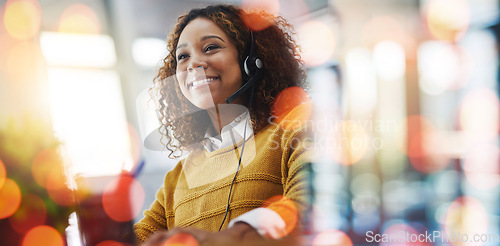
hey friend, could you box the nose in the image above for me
[187,55,208,73]
[188,65,204,72]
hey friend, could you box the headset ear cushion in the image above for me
[244,56,252,76]
[244,56,263,77]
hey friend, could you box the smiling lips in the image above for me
[188,77,218,89]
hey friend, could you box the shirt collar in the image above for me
[204,111,253,152]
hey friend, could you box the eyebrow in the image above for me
[176,35,225,50]
[201,35,225,42]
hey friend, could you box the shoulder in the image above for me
[259,102,313,142]
[163,160,184,188]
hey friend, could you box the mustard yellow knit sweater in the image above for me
[133,120,312,244]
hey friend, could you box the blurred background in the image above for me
[0,0,499,245]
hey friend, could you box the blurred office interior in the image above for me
[0,0,499,245]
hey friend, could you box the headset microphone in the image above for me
[225,67,262,103]
[225,31,263,104]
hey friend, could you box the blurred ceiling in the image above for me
[31,0,330,39]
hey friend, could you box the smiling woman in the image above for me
[175,17,244,108]
[134,4,312,246]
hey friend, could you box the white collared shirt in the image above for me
[203,111,253,152]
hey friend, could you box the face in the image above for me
[175,17,244,109]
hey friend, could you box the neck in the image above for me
[206,104,246,134]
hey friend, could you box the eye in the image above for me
[204,44,219,52]
[177,53,189,61]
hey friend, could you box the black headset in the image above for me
[225,31,263,104]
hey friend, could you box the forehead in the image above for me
[177,17,229,46]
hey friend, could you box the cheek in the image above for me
[175,74,189,99]
[231,64,243,85]
[221,57,243,82]
[175,65,186,81]
[175,68,188,86]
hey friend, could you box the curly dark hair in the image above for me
[152,4,306,158]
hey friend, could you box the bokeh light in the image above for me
[330,121,368,165]
[96,240,127,246]
[240,0,279,31]
[350,173,380,195]
[361,16,411,49]
[373,41,406,81]
[0,158,6,189]
[264,195,298,235]
[0,34,13,73]
[3,0,41,40]
[162,233,198,246]
[350,174,381,215]
[22,225,64,246]
[298,21,336,66]
[402,115,450,173]
[351,192,380,215]
[459,88,499,141]
[32,148,77,206]
[426,0,470,42]
[312,229,352,246]
[46,179,77,207]
[0,178,22,219]
[463,144,500,190]
[58,4,101,34]
[102,175,145,222]
[418,42,472,95]
[31,148,63,188]
[345,47,377,116]
[272,86,312,130]
[9,193,47,234]
[6,41,40,82]
[444,196,488,246]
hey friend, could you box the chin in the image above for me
[189,96,217,109]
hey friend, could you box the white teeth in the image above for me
[191,77,216,88]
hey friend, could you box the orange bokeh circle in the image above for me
[402,115,450,173]
[96,240,127,246]
[162,233,199,246]
[59,3,101,34]
[263,195,298,235]
[102,175,145,222]
[0,178,22,219]
[312,229,353,246]
[3,0,42,40]
[240,0,279,31]
[426,0,469,42]
[0,158,6,189]
[272,86,312,131]
[31,148,63,188]
[22,225,64,246]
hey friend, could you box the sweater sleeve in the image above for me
[275,105,314,235]
[133,186,168,244]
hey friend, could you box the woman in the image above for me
[134,4,312,245]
